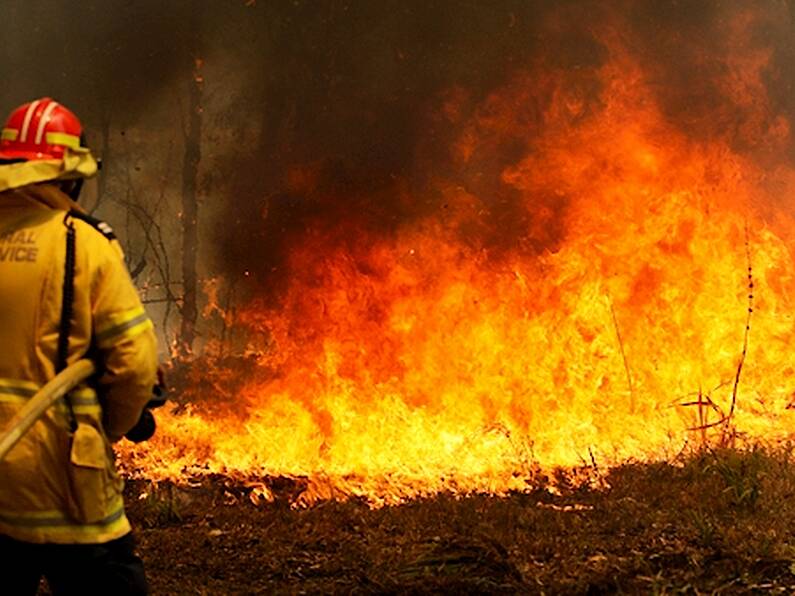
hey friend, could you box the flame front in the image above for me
[121,8,795,504]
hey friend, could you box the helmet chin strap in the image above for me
[67,178,83,202]
[53,179,83,202]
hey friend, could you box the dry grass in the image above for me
[122,445,795,594]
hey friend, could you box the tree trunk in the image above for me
[178,6,202,356]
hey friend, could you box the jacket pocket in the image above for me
[66,421,117,524]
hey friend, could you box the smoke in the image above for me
[214,0,602,292]
[627,1,795,161]
[0,1,194,126]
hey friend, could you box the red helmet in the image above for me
[0,98,87,162]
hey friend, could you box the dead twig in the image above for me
[607,296,634,413]
[723,222,754,443]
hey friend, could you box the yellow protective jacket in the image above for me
[0,183,157,544]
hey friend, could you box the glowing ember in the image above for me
[120,8,795,505]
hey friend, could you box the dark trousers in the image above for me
[0,532,148,596]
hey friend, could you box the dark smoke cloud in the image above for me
[627,0,795,162]
[214,0,597,295]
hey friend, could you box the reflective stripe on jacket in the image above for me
[0,184,158,544]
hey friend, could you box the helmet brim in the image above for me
[0,150,98,192]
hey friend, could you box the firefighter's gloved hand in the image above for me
[124,409,156,443]
[125,371,167,443]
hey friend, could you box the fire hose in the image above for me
[0,359,96,463]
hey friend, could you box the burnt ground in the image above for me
[117,448,795,594]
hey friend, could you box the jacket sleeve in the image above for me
[90,239,158,442]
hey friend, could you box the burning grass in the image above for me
[127,446,795,594]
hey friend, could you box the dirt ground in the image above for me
[114,448,795,594]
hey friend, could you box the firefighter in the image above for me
[0,98,158,595]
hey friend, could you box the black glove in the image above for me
[125,376,167,443]
[125,409,157,443]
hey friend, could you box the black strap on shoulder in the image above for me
[67,209,116,241]
[58,214,78,433]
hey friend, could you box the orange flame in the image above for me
[120,8,795,505]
